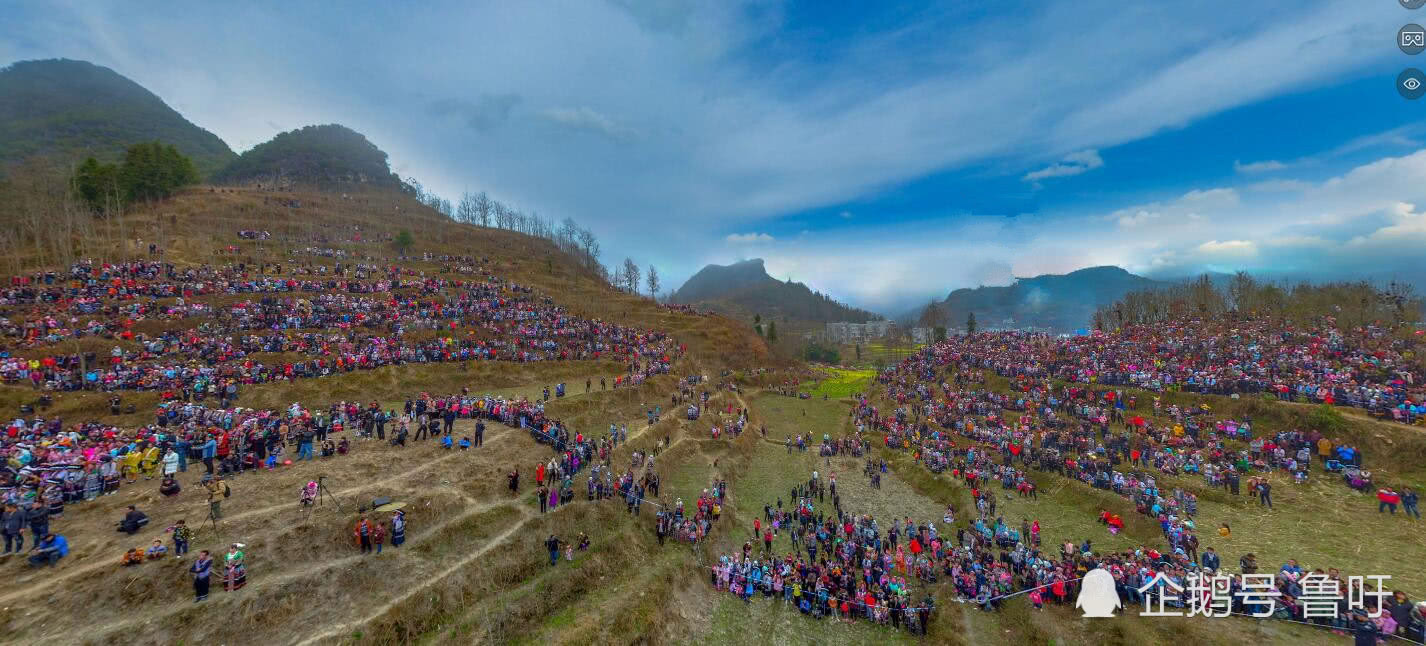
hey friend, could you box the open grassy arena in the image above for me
[0,186,1420,646]
[807,368,876,400]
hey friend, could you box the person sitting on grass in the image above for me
[159,476,181,497]
[145,538,167,560]
[120,547,144,566]
[117,505,148,534]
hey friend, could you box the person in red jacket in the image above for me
[1378,487,1401,514]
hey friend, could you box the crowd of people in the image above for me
[879,320,1423,422]
[842,345,1426,639]
[0,396,367,524]
[708,497,937,634]
[0,257,678,396]
[8,246,1426,641]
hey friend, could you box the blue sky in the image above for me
[4,0,1425,314]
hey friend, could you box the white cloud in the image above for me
[538,106,639,141]
[1234,159,1286,173]
[1196,239,1257,255]
[725,232,774,243]
[1247,179,1311,192]
[1023,149,1104,182]
[1180,188,1240,205]
[762,149,1426,312]
[1115,209,1160,228]
[1110,188,1235,229]
[839,210,853,219]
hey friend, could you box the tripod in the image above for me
[316,475,344,510]
[199,504,220,539]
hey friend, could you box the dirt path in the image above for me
[77,415,666,644]
[66,499,527,643]
[292,506,553,646]
[0,425,525,606]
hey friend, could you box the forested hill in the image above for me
[212,124,403,188]
[670,259,880,323]
[0,59,236,177]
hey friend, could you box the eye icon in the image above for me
[1401,69,1426,99]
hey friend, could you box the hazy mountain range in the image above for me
[898,265,1164,331]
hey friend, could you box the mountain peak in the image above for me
[212,123,401,188]
[0,58,237,177]
[670,259,878,323]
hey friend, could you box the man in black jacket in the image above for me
[118,505,149,534]
[25,502,48,546]
[1,504,24,553]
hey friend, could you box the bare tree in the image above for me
[456,191,477,223]
[646,265,660,299]
[577,228,599,268]
[559,218,580,249]
[3,157,94,268]
[492,201,508,229]
[474,191,491,227]
[622,258,640,293]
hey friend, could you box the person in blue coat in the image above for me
[201,435,218,474]
[28,533,68,567]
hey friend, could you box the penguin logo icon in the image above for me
[1075,568,1122,618]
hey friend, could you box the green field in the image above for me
[836,341,925,369]
[808,368,876,399]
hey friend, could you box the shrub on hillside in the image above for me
[803,340,840,364]
[73,140,199,211]
[1307,404,1347,435]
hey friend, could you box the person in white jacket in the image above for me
[162,448,180,477]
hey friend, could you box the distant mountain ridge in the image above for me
[0,59,236,177]
[913,265,1163,332]
[670,259,881,323]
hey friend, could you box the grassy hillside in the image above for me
[0,184,771,422]
[0,59,236,178]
